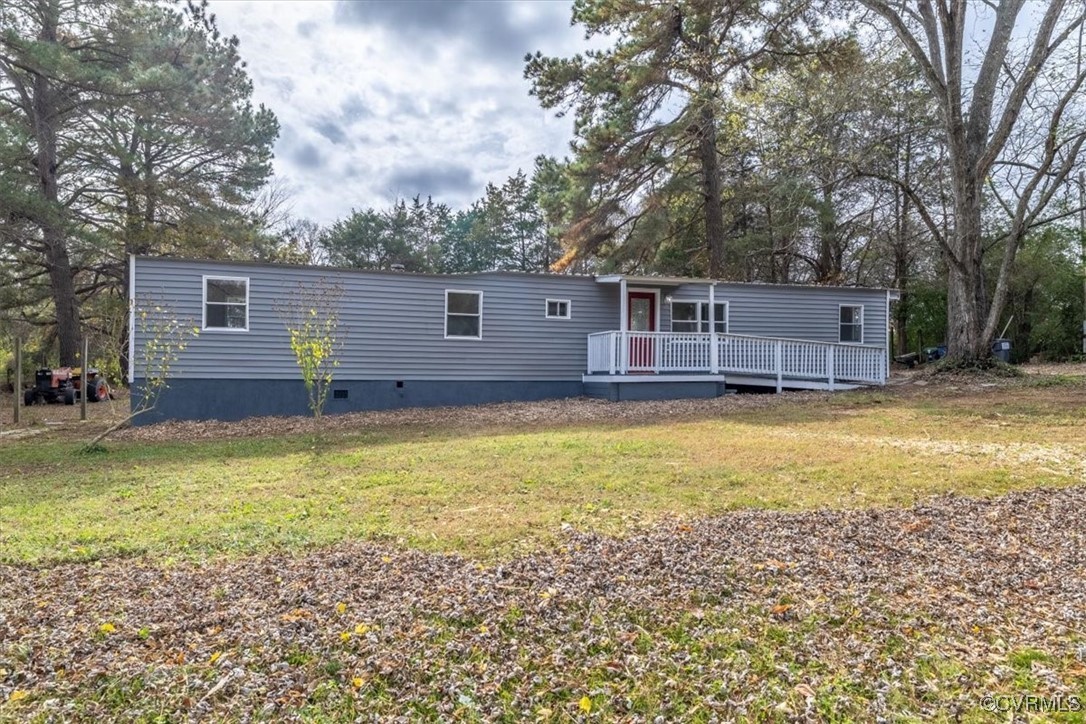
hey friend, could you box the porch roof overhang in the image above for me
[595,273,710,287]
[595,273,902,296]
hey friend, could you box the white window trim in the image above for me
[545,298,572,320]
[670,298,728,334]
[839,303,864,344]
[444,289,483,340]
[202,275,249,332]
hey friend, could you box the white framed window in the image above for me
[670,300,727,334]
[445,289,482,339]
[545,299,571,319]
[202,276,249,331]
[839,304,863,343]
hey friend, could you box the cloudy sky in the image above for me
[206,0,591,224]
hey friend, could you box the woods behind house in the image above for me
[3,0,1086,375]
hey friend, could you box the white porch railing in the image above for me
[586,331,888,387]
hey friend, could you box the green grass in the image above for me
[2,382,1084,564]
[3,380,1086,721]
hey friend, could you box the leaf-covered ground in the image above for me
[2,367,1085,720]
[3,485,1086,721]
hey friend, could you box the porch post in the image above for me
[709,283,719,374]
[774,340,783,393]
[619,277,628,374]
[826,345,835,391]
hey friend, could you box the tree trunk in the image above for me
[893,133,912,356]
[697,104,726,278]
[892,251,909,356]
[45,233,81,365]
[1018,284,1034,360]
[945,180,990,361]
[32,3,81,366]
[119,147,144,381]
[816,185,841,284]
[765,202,778,284]
[946,262,982,357]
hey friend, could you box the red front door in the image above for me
[628,291,656,370]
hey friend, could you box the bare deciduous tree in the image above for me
[84,296,197,449]
[858,0,1086,361]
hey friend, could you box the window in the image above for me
[670,300,727,333]
[203,276,248,331]
[545,299,571,319]
[840,304,863,343]
[445,290,482,339]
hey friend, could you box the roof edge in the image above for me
[133,256,902,293]
[596,273,900,294]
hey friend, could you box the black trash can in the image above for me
[991,338,1012,362]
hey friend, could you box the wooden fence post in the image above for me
[13,337,21,425]
[80,338,89,421]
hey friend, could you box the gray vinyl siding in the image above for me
[661,283,888,348]
[132,257,891,383]
[133,258,618,381]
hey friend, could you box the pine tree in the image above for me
[0,0,277,365]
[525,0,824,277]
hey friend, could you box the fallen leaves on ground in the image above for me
[3,486,1085,720]
[114,391,835,443]
[110,362,1086,443]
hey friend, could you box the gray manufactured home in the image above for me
[130,256,898,422]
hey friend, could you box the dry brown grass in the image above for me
[2,367,1085,720]
[2,367,1083,564]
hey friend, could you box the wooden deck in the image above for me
[586,331,888,392]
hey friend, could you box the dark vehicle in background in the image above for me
[894,340,1012,368]
[23,367,111,406]
[894,345,947,368]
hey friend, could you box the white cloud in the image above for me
[205,0,588,224]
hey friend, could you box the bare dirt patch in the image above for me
[0,390,129,433]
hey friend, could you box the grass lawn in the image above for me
[2,373,1086,721]
[2,374,1083,564]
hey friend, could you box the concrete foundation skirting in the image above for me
[130,379,584,424]
[130,373,847,424]
[583,380,727,402]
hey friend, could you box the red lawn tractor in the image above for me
[23,367,111,406]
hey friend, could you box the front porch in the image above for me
[585,331,888,392]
